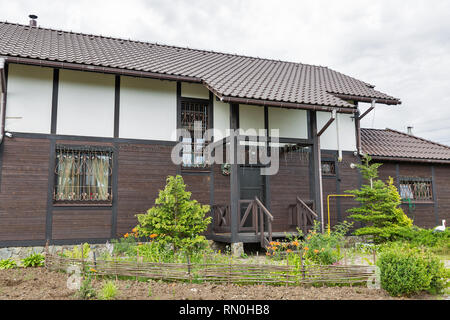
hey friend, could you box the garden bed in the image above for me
[0,267,425,300]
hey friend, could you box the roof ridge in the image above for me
[385,128,450,150]
[0,20,329,69]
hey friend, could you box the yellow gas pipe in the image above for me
[327,194,355,235]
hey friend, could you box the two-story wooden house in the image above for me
[0,19,402,248]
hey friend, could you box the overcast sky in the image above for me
[1,0,449,144]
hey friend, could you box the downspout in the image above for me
[336,113,342,162]
[0,58,6,145]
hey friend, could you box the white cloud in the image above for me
[1,0,449,143]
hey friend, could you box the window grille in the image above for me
[399,177,433,202]
[321,161,336,176]
[54,145,113,204]
[180,100,209,168]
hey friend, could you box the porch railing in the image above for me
[240,197,274,248]
[288,197,318,235]
[212,198,274,248]
[212,204,230,233]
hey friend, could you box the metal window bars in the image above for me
[180,100,209,168]
[53,145,113,203]
[399,177,433,202]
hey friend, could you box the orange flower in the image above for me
[124,233,129,238]
[286,249,292,253]
[266,251,271,256]
[269,241,275,246]
[291,241,299,247]
[304,247,309,251]
[150,234,158,239]
[314,249,319,254]
[90,268,97,273]
[132,227,138,233]
[307,236,311,240]
[321,248,325,252]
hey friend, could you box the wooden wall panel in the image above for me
[116,143,176,236]
[270,150,310,232]
[52,210,112,240]
[213,164,229,206]
[0,138,50,241]
[433,165,450,227]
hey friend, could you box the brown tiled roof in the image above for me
[0,22,401,108]
[361,128,450,162]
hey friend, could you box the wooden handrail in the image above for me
[296,197,318,219]
[254,197,273,221]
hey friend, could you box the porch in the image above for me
[206,104,329,248]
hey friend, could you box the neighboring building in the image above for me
[0,20,401,248]
[360,128,450,228]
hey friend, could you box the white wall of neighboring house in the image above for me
[5,64,53,134]
[317,111,356,151]
[120,76,177,141]
[57,69,115,137]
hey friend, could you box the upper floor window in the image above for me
[399,176,433,202]
[180,99,209,168]
[54,145,113,205]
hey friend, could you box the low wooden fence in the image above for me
[45,253,376,286]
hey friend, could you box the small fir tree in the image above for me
[135,175,211,253]
[346,154,412,243]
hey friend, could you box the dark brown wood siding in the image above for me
[322,152,360,231]
[116,143,177,236]
[434,164,450,226]
[0,137,50,241]
[270,150,311,232]
[52,210,112,240]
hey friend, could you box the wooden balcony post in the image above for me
[229,103,240,243]
[309,111,324,232]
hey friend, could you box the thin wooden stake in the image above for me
[286,255,289,287]
[81,244,85,279]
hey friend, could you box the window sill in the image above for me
[53,203,113,208]
[401,201,434,205]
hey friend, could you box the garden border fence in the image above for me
[45,253,376,286]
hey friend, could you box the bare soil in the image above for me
[0,267,440,300]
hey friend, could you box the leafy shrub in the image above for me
[99,281,118,300]
[135,175,211,254]
[0,258,17,270]
[111,233,138,256]
[22,253,45,267]
[63,243,91,259]
[396,226,450,252]
[77,275,97,300]
[377,245,447,296]
[266,221,352,266]
[300,221,353,265]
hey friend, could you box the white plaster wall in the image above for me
[268,107,308,139]
[57,70,115,137]
[181,83,210,100]
[317,111,356,151]
[120,76,177,141]
[239,104,265,135]
[5,64,53,134]
[213,99,230,141]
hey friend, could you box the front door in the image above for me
[239,166,265,230]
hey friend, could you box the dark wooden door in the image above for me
[239,166,265,229]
